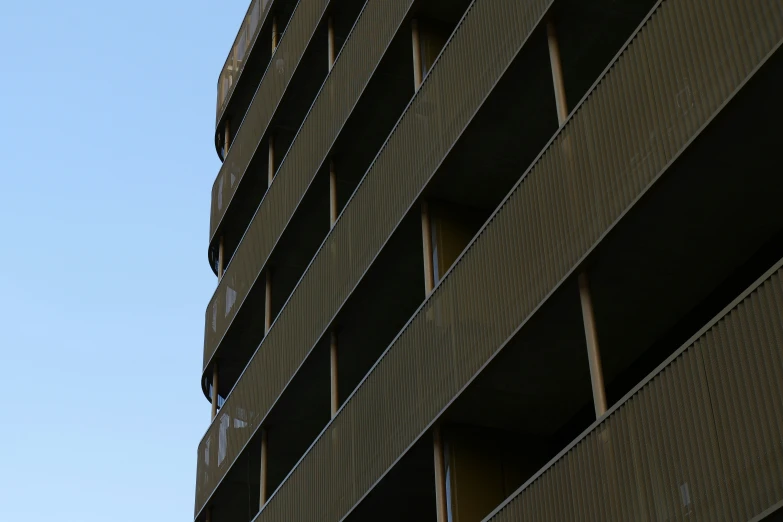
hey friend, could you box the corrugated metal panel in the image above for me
[204,0,413,370]
[209,0,329,243]
[196,0,555,515]
[703,285,783,520]
[215,0,276,126]
[488,266,783,522]
[239,0,781,521]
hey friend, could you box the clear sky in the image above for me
[0,1,249,519]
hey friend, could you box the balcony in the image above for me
[193,0,783,520]
[486,260,783,521]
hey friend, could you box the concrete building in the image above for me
[195,0,783,520]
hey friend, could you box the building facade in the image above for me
[195,0,783,520]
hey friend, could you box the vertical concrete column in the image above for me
[330,330,339,417]
[547,19,607,418]
[421,200,436,294]
[433,424,449,522]
[265,269,273,335]
[328,16,336,72]
[411,19,423,92]
[272,16,279,52]
[329,160,338,226]
[259,427,269,509]
[267,135,275,187]
[546,21,568,125]
[579,273,608,416]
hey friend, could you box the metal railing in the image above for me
[232,0,781,520]
[215,0,274,125]
[486,261,783,521]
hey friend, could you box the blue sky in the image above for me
[0,1,248,519]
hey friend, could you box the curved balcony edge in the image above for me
[207,0,331,274]
[214,0,277,135]
[198,0,781,520]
